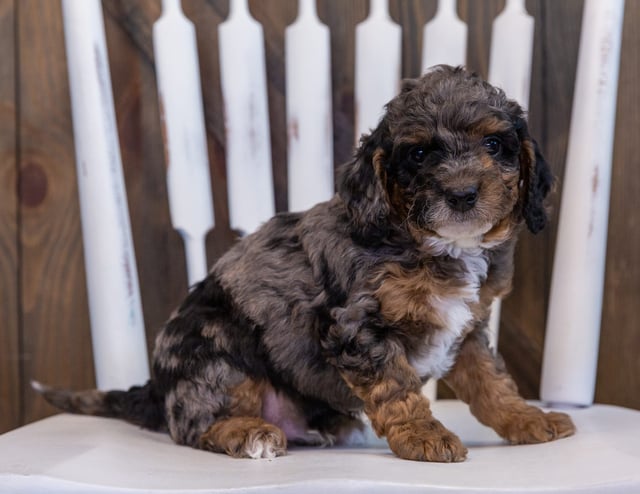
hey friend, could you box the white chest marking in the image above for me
[409,248,489,379]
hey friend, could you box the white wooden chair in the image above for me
[1,0,639,492]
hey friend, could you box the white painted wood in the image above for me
[421,0,467,73]
[153,0,214,286]
[61,0,149,390]
[487,298,501,353]
[3,402,640,493]
[486,0,535,351]
[285,0,334,212]
[422,378,438,403]
[218,0,275,234]
[488,0,535,110]
[354,0,401,142]
[541,0,625,407]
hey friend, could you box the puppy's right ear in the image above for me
[337,117,392,242]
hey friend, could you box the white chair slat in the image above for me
[285,0,334,212]
[153,0,215,285]
[354,0,401,142]
[218,0,275,235]
[421,0,467,72]
[488,0,535,109]
[541,0,626,407]
[60,0,149,390]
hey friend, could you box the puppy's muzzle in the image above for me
[445,186,479,213]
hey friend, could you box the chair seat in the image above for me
[1,400,639,493]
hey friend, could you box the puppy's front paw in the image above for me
[499,407,576,444]
[387,419,467,462]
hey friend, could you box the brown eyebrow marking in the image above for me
[469,116,513,138]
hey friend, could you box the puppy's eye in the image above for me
[409,146,427,163]
[482,136,502,156]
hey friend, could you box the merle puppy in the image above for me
[37,65,575,462]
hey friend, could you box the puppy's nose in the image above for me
[445,186,478,212]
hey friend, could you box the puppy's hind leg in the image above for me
[200,377,287,459]
[165,369,287,459]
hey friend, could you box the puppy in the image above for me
[36,65,575,462]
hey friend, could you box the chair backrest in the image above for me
[60,0,625,407]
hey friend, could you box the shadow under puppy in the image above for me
[36,65,575,462]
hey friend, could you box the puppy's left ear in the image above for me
[519,132,554,234]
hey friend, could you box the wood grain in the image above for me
[390,0,437,78]
[250,0,296,213]
[318,0,367,166]
[0,0,20,434]
[5,0,639,432]
[597,0,640,410]
[17,0,94,423]
[457,0,505,77]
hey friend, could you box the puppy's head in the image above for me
[339,65,553,247]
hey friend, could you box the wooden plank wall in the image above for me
[0,0,638,433]
[0,0,20,432]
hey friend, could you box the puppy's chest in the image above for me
[374,251,489,378]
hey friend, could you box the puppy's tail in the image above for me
[32,380,166,431]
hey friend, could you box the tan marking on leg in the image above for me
[445,330,576,444]
[199,417,287,459]
[227,378,265,417]
[344,354,467,462]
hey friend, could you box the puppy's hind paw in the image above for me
[243,429,288,459]
[200,417,287,459]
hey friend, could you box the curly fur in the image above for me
[36,66,574,462]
